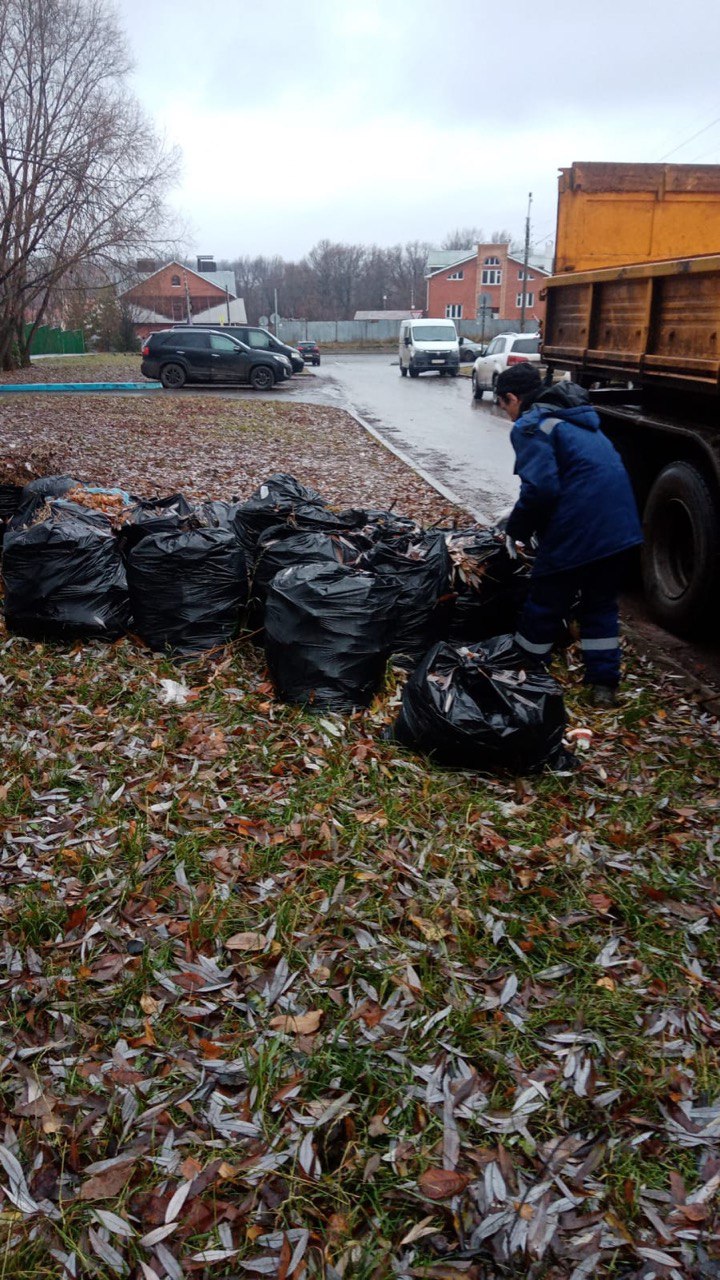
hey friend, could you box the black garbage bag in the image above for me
[2,500,130,641]
[252,525,370,602]
[392,633,566,775]
[22,474,78,499]
[363,510,420,542]
[0,484,23,522]
[121,493,195,553]
[265,562,400,710]
[127,526,248,655]
[197,499,242,530]
[363,531,453,668]
[446,527,530,643]
[233,474,328,560]
[284,502,368,534]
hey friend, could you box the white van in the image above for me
[399,318,460,378]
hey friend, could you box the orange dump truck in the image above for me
[555,161,720,273]
[543,163,720,635]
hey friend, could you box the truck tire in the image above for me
[642,461,720,635]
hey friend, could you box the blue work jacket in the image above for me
[505,384,643,576]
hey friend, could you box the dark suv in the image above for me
[171,324,304,373]
[297,340,320,366]
[140,330,290,390]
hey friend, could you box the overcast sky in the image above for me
[117,0,720,262]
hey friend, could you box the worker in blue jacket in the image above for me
[495,362,642,706]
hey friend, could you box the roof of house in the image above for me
[119,261,237,299]
[425,249,477,276]
[506,254,550,276]
[353,309,424,321]
[192,298,248,324]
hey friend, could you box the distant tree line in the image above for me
[219,229,516,325]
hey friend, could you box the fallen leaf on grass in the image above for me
[225,931,268,952]
[269,1010,323,1035]
[418,1168,472,1200]
[80,1161,135,1201]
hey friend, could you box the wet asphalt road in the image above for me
[278,352,519,523]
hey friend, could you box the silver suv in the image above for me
[471,333,541,401]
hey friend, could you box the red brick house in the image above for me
[120,259,246,341]
[426,243,549,330]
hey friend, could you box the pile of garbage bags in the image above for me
[0,470,570,773]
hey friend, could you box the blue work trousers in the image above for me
[515,553,629,688]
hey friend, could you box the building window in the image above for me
[518,271,535,281]
[171,274,181,287]
[447,270,464,280]
[482,269,502,285]
[445,304,462,318]
[516,292,534,308]
[484,256,500,265]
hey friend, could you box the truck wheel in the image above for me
[400,364,407,376]
[642,461,720,635]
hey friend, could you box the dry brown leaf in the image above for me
[79,1161,135,1201]
[269,1009,323,1035]
[418,1168,471,1200]
[225,931,268,952]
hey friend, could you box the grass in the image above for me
[0,396,718,1277]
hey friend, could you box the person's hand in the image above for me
[504,534,518,561]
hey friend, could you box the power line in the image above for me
[659,110,720,161]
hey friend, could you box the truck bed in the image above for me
[555,162,720,274]
[543,253,720,394]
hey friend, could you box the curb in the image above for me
[0,382,161,393]
[345,406,485,522]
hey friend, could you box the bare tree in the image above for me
[441,227,484,250]
[490,229,514,244]
[0,0,178,369]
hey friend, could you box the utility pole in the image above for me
[182,268,192,324]
[274,288,279,334]
[520,192,532,333]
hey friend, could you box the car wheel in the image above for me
[438,369,446,377]
[314,358,320,365]
[160,362,186,389]
[400,364,407,377]
[641,461,720,635]
[409,365,419,378]
[249,365,275,391]
[492,373,500,403]
[449,368,458,377]
[471,372,482,401]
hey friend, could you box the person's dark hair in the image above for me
[495,362,542,407]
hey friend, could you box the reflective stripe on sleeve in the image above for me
[514,633,553,655]
[580,637,618,651]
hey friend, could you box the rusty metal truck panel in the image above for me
[555,162,720,274]
[543,254,720,393]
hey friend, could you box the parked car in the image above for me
[296,340,320,366]
[141,329,291,390]
[459,339,487,362]
[171,323,304,373]
[471,333,542,400]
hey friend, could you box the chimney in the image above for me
[197,255,216,273]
